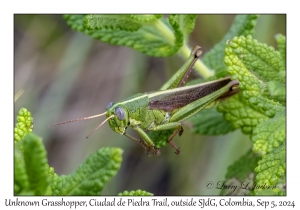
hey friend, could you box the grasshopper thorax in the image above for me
[105,102,129,134]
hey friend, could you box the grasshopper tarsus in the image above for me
[169,140,181,155]
[146,151,152,157]
[147,146,161,156]
[174,148,181,155]
[145,147,160,157]
[154,149,161,156]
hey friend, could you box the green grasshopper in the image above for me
[50,46,239,155]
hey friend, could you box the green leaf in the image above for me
[83,15,160,31]
[129,14,163,22]
[220,149,261,195]
[170,14,197,39]
[252,108,286,156]
[190,107,236,135]
[266,80,286,105]
[14,142,30,195]
[203,14,259,74]
[23,133,51,195]
[14,107,34,142]
[63,14,86,31]
[64,14,195,57]
[150,130,174,149]
[275,34,286,67]
[218,94,269,134]
[224,35,285,118]
[118,189,153,196]
[254,141,286,195]
[225,149,261,181]
[221,35,286,194]
[51,147,122,195]
[225,35,285,83]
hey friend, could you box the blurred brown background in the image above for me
[14,14,286,195]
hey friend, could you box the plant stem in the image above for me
[152,19,175,44]
[179,44,214,79]
[153,19,214,79]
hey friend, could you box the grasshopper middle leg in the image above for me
[151,122,183,154]
[167,126,184,155]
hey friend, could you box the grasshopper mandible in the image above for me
[50,46,239,155]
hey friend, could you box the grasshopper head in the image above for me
[105,102,129,134]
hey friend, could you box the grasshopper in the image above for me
[50,46,239,155]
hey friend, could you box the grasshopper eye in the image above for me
[115,107,126,120]
[106,102,114,110]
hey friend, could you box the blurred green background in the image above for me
[14,14,286,195]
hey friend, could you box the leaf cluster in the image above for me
[221,34,285,195]
[14,108,151,196]
[64,14,197,57]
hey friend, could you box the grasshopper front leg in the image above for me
[131,123,183,155]
[124,132,161,156]
[130,126,162,156]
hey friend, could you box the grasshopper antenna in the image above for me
[86,115,115,138]
[49,112,107,127]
